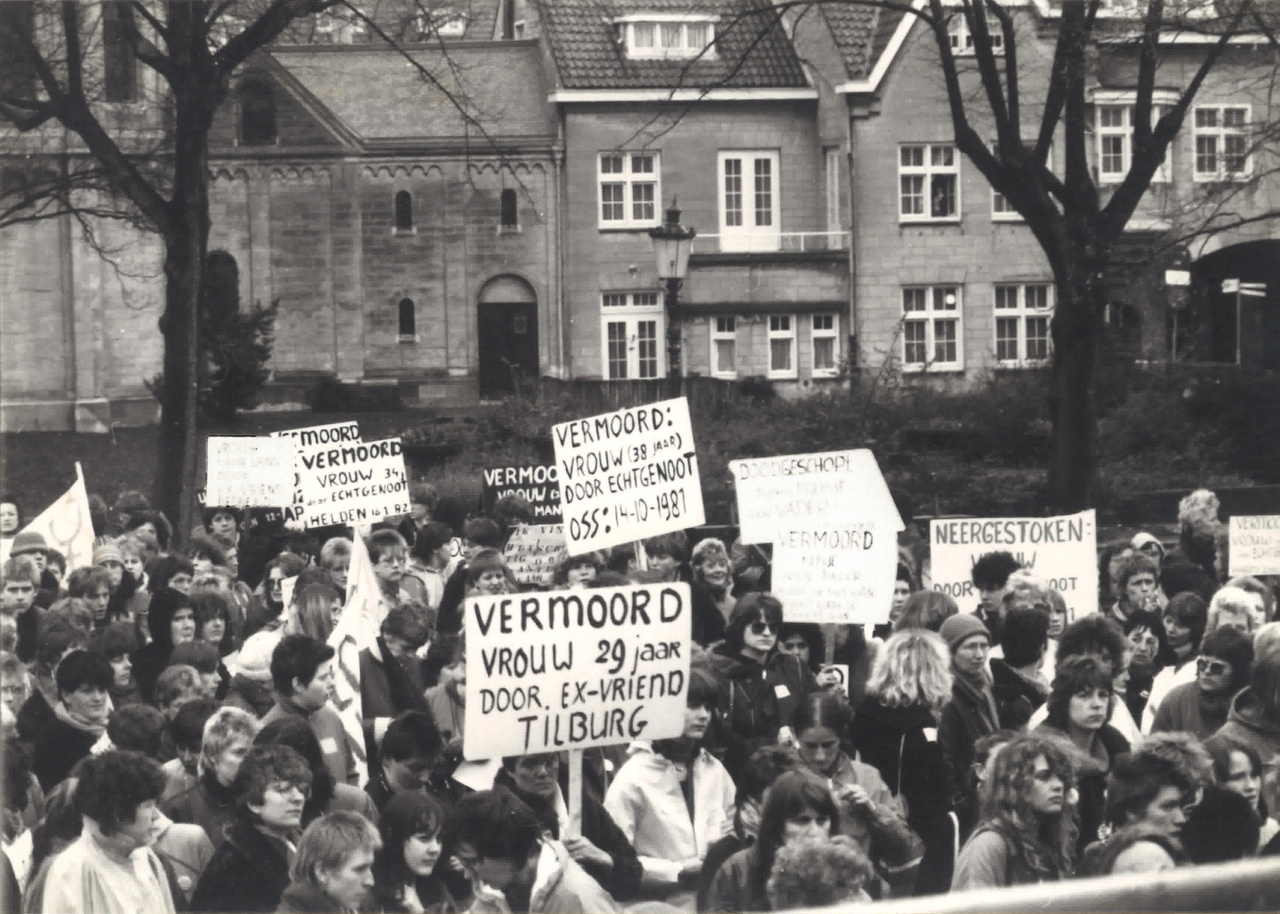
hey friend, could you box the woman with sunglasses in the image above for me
[1152,626,1253,739]
[493,751,643,901]
[707,593,816,781]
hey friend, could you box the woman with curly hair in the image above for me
[689,537,735,640]
[951,733,1077,890]
[893,590,959,634]
[852,629,956,894]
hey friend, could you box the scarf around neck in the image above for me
[954,670,1001,732]
[54,700,108,736]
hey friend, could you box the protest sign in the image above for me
[729,449,903,546]
[483,465,563,523]
[552,398,704,553]
[464,582,691,759]
[205,436,294,507]
[1229,516,1280,576]
[294,437,410,528]
[930,510,1099,616]
[772,522,900,625]
[503,524,569,588]
[271,421,362,527]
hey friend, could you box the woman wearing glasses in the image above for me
[706,593,816,781]
[1151,626,1253,740]
[191,744,313,912]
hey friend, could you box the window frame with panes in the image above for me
[901,286,964,372]
[1193,105,1251,181]
[948,11,1004,55]
[767,314,798,380]
[993,283,1053,367]
[709,316,737,379]
[811,314,840,377]
[601,292,664,380]
[718,151,781,252]
[899,144,960,222]
[1094,98,1172,185]
[598,152,660,229]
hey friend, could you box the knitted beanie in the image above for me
[93,540,123,566]
[940,613,991,652]
[9,530,48,556]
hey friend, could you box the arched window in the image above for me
[500,188,518,228]
[398,298,416,339]
[395,191,413,232]
[238,80,276,146]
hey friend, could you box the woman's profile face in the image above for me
[403,831,442,877]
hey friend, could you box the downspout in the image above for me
[59,142,78,415]
[845,100,858,388]
[554,108,567,378]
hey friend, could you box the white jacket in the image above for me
[602,741,735,887]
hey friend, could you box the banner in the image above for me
[464,582,691,759]
[326,532,383,787]
[1229,516,1280,577]
[482,465,563,523]
[552,398,704,553]
[205,436,294,507]
[729,449,903,546]
[772,521,900,625]
[295,437,410,528]
[6,464,96,572]
[930,510,1099,616]
[270,421,361,528]
[503,524,569,588]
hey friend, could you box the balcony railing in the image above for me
[691,230,849,254]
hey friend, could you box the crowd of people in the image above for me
[0,482,1277,913]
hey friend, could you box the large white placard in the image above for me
[464,582,692,759]
[552,398,704,553]
[503,524,569,588]
[930,510,1099,616]
[1229,516,1280,577]
[772,522,900,625]
[295,437,411,528]
[270,421,362,527]
[205,436,295,507]
[729,449,903,545]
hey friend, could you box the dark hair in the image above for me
[461,517,503,550]
[411,521,454,563]
[0,495,23,528]
[187,534,228,567]
[382,710,443,763]
[1106,751,1195,827]
[234,743,312,811]
[1164,592,1209,654]
[3,737,33,811]
[35,615,86,671]
[125,511,173,551]
[724,592,784,652]
[145,587,192,652]
[973,729,1019,770]
[86,621,136,661]
[971,551,1021,590]
[1181,786,1260,863]
[442,789,542,867]
[1045,655,1114,732]
[1000,607,1050,669]
[31,780,82,877]
[753,769,840,900]
[382,606,430,648]
[271,634,335,696]
[106,704,167,757]
[643,530,689,563]
[55,649,114,698]
[686,662,719,711]
[148,555,195,595]
[777,623,824,673]
[366,529,409,566]
[67,566,112,600]
[171,698,222,753]
[1202,734,1263,785]
[256,716,335,825]
[202,506,244,528]
[170,639,221,675]
[1198,626,1254,692]
[375,790,447,901]
[794,692,852,743]
[1057,613,1128,670]
[736,744,802,806]
[1122,609,1175,668]
[1160,559,1216,602]
[74,750,165,835]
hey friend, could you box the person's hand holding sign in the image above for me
[563,834,612,870]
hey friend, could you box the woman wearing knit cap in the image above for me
[938,614,1000,809]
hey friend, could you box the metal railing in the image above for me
[691,230,849,254]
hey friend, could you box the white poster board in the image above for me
[729,449,903,545]
[930,510,1099,616]
[294,437,411,528]
[1229,516,1280,577]
[552,398,704,553]
[503,524,569,588]
[205,436,295,507]
[772,522,900,625]
[464,582,692,759]
[270,421,362,528]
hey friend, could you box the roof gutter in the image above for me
[547,88,818,103]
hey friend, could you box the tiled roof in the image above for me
[819,3,908,81]
[541,0,809,90]
[269,42,556,143]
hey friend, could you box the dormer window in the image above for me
[416,8,468,39]
[948,12,1004,55]
[617,14,717,60]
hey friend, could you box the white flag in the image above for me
[6,464,96,571]
[326,533,383,787]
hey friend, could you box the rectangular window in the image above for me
[768,314,796,379]
[103,2,137,103]
[598,152,660,228]
[949,12,1004,55]
[710,316,737,378]
[899,144,959,221]
[719,151,781,251]
[992,142,1052,221]
[901,286,964,371]
[622,19,716,59]
[994,283,1053,366]
[1194,106,1251,180]
[811,313,839,376]
[825,147,843,233]
[601,292,663,379]
[1096,103,1171,184]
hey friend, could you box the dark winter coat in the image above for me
[1151,680,1236,740]
[165,770,240,849]
[703,846,769,914]
[274,880,339,914]
[706,645,814,779]
[191,816,294,913]
[689,581,728,647]
[32,716,99,791]
[1036,722,1129,855]
[939,677,999,808]
[225,673,276,718]
[988,659,1045,730]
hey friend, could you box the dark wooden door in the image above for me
[478,302,538,398]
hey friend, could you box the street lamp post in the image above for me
[649,202,697,387]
